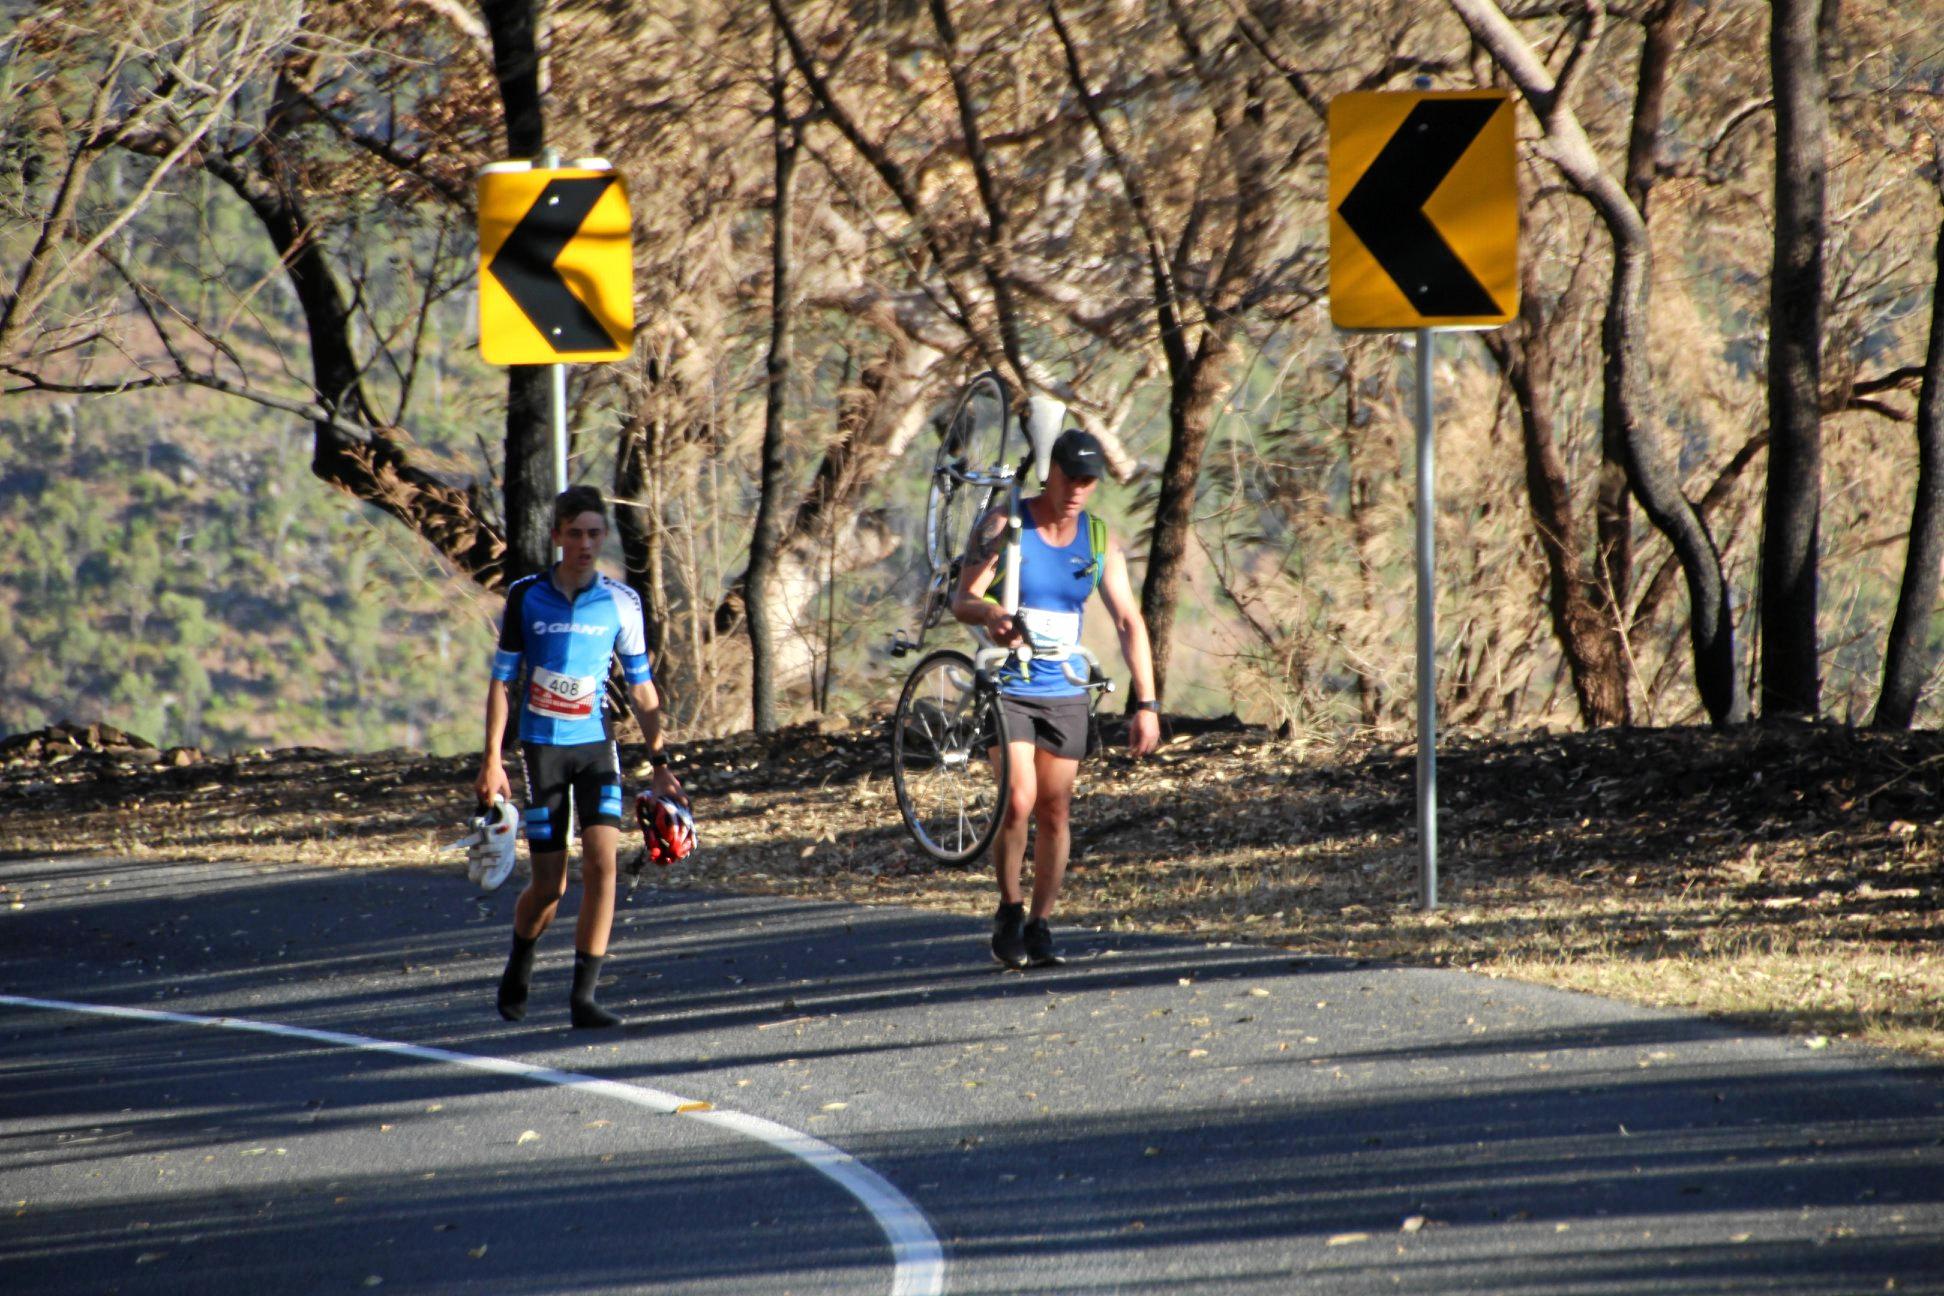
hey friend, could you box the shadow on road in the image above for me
[3,857,1940,1294]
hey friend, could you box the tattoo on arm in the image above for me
[965,511,1006,564]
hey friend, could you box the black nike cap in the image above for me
[1050,428,1106,479]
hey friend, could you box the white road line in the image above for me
[0,993,947,1296]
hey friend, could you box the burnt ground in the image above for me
[2,717,1939,1055]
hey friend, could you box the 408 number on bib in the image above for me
[527,666,598,719]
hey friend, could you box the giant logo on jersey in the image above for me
[532,619,608,637]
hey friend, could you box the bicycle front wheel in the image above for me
[891,649,1010,865]
[927,371,1013,573]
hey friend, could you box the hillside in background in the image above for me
[0,384,495,755]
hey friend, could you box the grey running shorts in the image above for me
[987,691,1092,761]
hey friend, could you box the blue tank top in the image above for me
[1000,509,1097,699]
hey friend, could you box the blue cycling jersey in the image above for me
[491,569,653,746]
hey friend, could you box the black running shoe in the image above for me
[991,902,1028,969]
[1023,917,1065,968]
[570,998,623,1029]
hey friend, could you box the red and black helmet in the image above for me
[635,791,697,866]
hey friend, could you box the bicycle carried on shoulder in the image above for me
[888,372,1113,864]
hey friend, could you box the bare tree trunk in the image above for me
[1623,1,1686,224]
[1761,0,1828,718]
[1874,202,1944,728]
[1447,0,1747,725]
[612,395,664,657]
[1634,430,1769,631]
[479,0,554,581]
[1484,276,1630,726]
[1140,335,1231,704]
[1599,0,1687,649]
[1143,8,1286,707]
[1341,352,1386,727]
[1592,432,1632,639]
[747,61,798,734]
[1607,227,1746,724]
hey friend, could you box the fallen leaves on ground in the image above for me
[1,716,1937,1055]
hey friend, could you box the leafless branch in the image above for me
[769,0,993,364]
[295,87,473,207]
[1045,0,1187,369]
[1852,366,1926,397]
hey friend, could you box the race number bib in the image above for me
[1018,606,1079,658]
[526,666,599,719]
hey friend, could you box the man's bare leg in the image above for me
[992,739,1042,905]
[575,825,620,956]
[1021,751,1079,967]
[1028,750,1079,919]
[990,739,1041,967]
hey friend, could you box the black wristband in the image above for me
[649,750,670,768]
[1134,700,1160,713]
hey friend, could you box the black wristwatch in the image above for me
[649,749,671,768]
[1133,699,1160,713]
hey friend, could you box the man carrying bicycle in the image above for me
[952,428,1161,968]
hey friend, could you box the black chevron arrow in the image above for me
[1338,99,1504,317]
[486,176,619,352]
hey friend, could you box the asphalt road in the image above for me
[2,852,1940,1294]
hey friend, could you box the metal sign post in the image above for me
[1414,327,1438,909]
[549,359,568,495]
[540,149,569,561]
[1329,87,1519,913]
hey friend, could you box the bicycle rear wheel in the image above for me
[892,648,1010,864]
[927,372,1013,574]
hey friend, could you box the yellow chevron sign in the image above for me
[1329,91,1518,330]
[478,162,633,364]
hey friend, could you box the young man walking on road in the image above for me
[953,428,1161,968]
[476,486,683,1027]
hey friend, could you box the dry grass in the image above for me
[3,718,1938,1058]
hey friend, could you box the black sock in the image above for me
[570,950,620,1028]
[497,933,537,1022]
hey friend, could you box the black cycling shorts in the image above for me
[519,740,625,853]
[985,691,1092,761]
